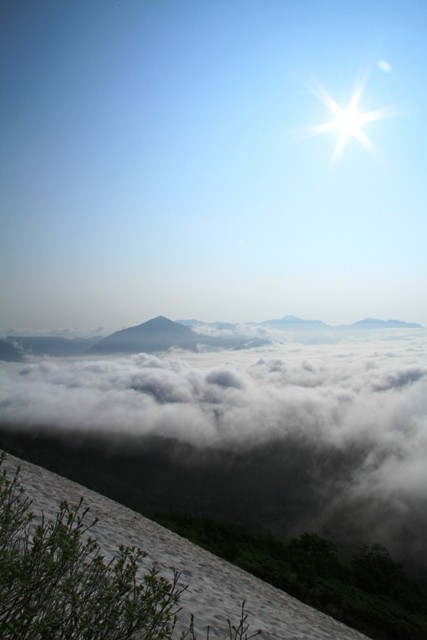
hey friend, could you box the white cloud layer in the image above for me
[1,333,427,571]
[1,335,426,450]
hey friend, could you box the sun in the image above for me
[308,79,394,161]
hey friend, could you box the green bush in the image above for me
[352,544,405,594]
[0,453,260,640]
[286,533,341,584]
[158,510,427,640]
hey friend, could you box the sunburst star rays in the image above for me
[307,79,397,161]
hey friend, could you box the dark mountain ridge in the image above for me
[89,316,268,355]
[89,316,198,354]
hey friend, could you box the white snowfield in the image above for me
[3,454,371,640]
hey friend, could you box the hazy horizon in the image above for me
[2,310,425,340]
[1,1,427,332]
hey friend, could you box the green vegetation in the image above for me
[156,512,427,640]
[0,453,260,640]
[3,443,427,640]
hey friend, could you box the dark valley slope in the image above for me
[1,424,426,586]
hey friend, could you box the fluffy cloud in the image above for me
[1,336,426,449]
[1,333,427,574]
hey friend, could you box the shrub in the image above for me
[352,544,407,597]
[286,532,340,582]
[0,453,260,640]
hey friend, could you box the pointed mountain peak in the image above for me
[143,315,176,326]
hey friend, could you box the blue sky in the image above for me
[1,0,426,333]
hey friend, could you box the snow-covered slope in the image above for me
[3,454,371,640]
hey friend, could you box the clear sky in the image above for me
[1,0,426,333]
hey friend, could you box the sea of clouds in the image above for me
[1,330,426,574]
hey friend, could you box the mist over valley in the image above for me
[1,319,426,583]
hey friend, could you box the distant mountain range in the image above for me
[2,315,423,360]
[181,315,423,332]
[4,336,100,357]
[343,317,423,330]
[0,339,24,362]
[89,316,268,355]
[89,316,198,354]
